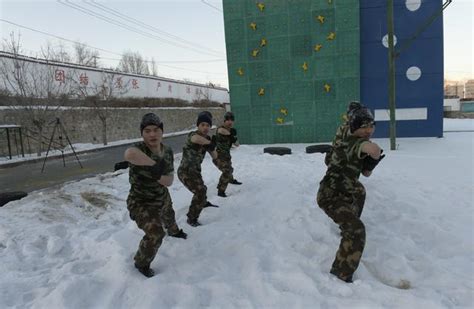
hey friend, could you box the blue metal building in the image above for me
[360,0,444,138]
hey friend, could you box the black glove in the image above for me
[149,159,166,180]
[229,128,238,143]
[204,135,216,152]
[362,150,385,172]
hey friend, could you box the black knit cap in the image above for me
[224,111,235,121]
[140,113,163,134]
[197,111,212,126]
[349,107,375,133]
[347,101,362,115]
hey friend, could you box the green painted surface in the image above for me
[223,0,360,143]
[461,102,474,112]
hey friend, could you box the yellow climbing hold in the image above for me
[260,38,267,47]
[302,62,308,72]
[327,32,336,40]
[314,44,323,52]
[237,67,244,76]
[257,3,265,12]
[258,88,265,96]
[324,83,331,93]
[249,22,257,31]
[252,49,260,57]
[316,15,325,24]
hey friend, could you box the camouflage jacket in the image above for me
[320,133,369,194]
[215,126,234,158]
[128,142,174,200]
[178,131,207,174]
[324,121,350,166]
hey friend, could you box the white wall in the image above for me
[0,53,229,103]
[443,98,461,111]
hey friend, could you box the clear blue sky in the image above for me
[1,0,472,89]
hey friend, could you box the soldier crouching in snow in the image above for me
[178,111,219,227]
[325,101,366,217]
[317,106,385,283]
[124,113,186,278]
[215,111,242,197]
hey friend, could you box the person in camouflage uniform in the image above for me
[178,111,219,227]
[324,101,362,166]
[215,111,242,197]
[324,101,365,217]
[125,113,186,278]
[317,106,384,283]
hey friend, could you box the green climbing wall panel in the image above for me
[223,0,360,143]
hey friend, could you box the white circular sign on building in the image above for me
[406,66,422,81]
[382,34,397,48]
[406,0,422,11]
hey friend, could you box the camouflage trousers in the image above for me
[127,195,166,268]
[159,191,181,235]
[215,153,234,193]
[177,169,207,221]
[317,183,366,281]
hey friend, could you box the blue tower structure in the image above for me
[360,0,444,138]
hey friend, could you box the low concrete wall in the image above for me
[443,111,474,119]
[0,106,225,156]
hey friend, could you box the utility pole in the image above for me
[387,0,396,150]
[386,0,452,150]
[92,55,99,68]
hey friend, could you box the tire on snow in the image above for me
[305,144,332,154]
[263,147,292,155]
[0,191,28,207]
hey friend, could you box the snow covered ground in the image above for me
[0,119,473,308]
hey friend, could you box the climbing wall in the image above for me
[223,0,360,143]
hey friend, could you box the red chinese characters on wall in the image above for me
[114,77,123,89]
[55,69,65,84]
[79,73,89,86]
[132,79,139,89]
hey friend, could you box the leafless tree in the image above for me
[74,42,100,67]
[149,57,158,76]
[193,82,214,103]
[70,71,130,145]
[118,51,150,75]
[0,32,74,156]
[41,41,71,63]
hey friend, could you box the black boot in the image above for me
[135,264,155,278]
[229,179,242,185]
[218,190,227,197]
[170,229,187,239]
[330,270,353,283]
[187,218,201,227]
[203,201,219,208]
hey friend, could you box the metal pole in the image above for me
[19,127,25,157]
[41,122,58,173]
[387,0,396,150]
[6,128,12,159]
